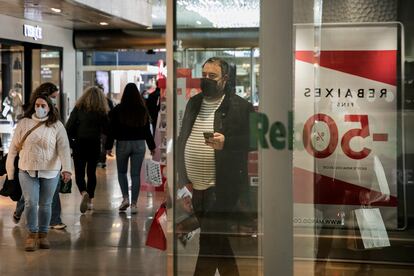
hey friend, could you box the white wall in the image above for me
[74,0,152,27]
[0,14,76,119]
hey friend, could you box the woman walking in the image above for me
[107,83,156,214]
[66,86,109,213]
[13,82,67,230]
[6,94,72,251]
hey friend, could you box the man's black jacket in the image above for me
[177,92,254,212]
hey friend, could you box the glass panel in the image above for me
[0,43,24,152]
[173,3,262,275]
[32,49,61,108]
[293,0,413,275]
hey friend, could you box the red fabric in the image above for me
[146,203,167,250]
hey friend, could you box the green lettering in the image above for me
[270,122,286,149]
[250,112,269,148]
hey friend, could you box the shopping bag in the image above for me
[175,186,199,246]
[144,159,162,186]
[146,203,167,250]
[347,207,390,250]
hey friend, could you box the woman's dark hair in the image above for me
[119,83,149,127]
[24,93,59,126]
[30,82,58,103]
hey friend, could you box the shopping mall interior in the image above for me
[0,0,413,275]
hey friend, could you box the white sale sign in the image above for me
[293,24,400,229]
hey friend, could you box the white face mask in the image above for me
[50,97,57,105]
[35,107,48,118]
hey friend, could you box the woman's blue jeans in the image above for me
[15,180,62,225]
[116,140,146,204]
[19,170,59,233]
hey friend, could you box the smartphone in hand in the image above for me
[203,132,214,140]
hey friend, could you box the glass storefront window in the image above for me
[171,0,414,275]
[0,43,24,151]
[173,4,261,276]
[291,1,414,275]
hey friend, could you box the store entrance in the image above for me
[0,39,62,151]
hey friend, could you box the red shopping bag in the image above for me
[146,203,167,250]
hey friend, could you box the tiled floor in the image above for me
[1,155,413,275]
[0,156,167,276]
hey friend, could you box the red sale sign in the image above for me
[293,24,400,229]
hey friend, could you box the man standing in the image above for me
[177,57,254,275]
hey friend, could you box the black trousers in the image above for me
[192,187,239,276]
[73,139,100,199]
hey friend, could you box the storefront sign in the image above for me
[23,24,42,40]
[293,24,400,229]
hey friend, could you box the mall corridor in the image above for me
[0,156,167,276]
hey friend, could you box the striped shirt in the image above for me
[184,96,224,190]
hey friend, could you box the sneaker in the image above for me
[118,199,130,212]
[80,193,90,214]
[12,212,20,224]
[50,223,67,230]
[130,203,138,214]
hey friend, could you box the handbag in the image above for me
[59,177,72,194]
[347,207,390,250]
[0,122,44,201]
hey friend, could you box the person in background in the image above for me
[145,80,161,135]
[177,57,254,275]
[6,94,72,251]
[13,82,68,230]
[66,86,109,214]
[97,90,114,168]
[106,83,156,214]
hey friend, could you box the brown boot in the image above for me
[38,232,50,249]
[25,232,38,251]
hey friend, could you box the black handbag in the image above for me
[0,155,21,201]
[59,178,72,194]
[0,122,44,201]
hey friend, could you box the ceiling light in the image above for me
[196,20,202,25]
[51,8,61,13]
[179,0,259,28]
[99,22,109,26]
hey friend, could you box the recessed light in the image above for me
[99,22,109,26]
[51,8,61,13]
[196,20,202,25]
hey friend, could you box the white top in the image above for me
[184,96,224,190]
[6,115,72,180]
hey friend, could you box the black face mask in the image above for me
[201,78,223,98]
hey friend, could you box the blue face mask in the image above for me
[35,107,48,118]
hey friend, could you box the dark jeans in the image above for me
[73,139,100,198]
[15,179,62,225]
[192,188,239,276]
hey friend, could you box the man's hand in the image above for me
[205,132,225,150]
[61,171,72,183]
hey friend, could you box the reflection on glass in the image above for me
[174,55,260,275]
[0,44,24,152]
